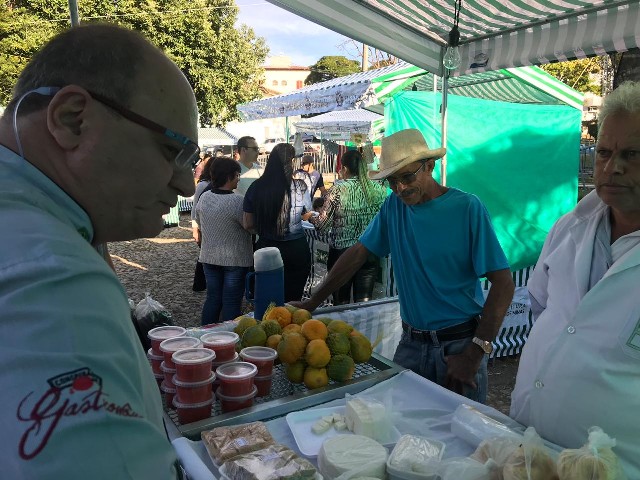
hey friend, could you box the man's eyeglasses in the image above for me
[88,90,200,170]
[241,146,260,151]
[383,161,427,188]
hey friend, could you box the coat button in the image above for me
[567,325,576,334]
[535,380,543,389]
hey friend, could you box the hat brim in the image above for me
[368,147,446,180]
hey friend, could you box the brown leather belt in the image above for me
[402,317,479,343]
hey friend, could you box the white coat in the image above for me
[511,190,640,478]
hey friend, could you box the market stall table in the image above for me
[169,370,550,480]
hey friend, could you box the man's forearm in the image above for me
[476,268,515,341]
[306,242,369,310]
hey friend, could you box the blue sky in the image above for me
[236,1,360,67]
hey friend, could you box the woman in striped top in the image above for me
[310,150,387,305]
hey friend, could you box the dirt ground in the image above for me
[108,213,519,415]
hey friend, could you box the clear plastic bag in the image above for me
[502,427,558,480]
[557,427,627,480]
[344,393,395,444]
[133,293,173,350]
[438,457,501,480]
[471,435,522,472]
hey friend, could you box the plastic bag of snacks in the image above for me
[471,435,523,471]
[133,293,173,350]
[502,427,558,480]
[557,427,627,480]
[438,457,501,479]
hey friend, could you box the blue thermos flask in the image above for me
[245,247,284,321]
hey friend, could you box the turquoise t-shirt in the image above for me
[360,188,509,330]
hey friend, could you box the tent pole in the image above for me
[68,0,80,26]
[285,117,289,143]
[440,71,449,186]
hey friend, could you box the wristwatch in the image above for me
[471,337,493,354]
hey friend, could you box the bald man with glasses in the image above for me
[295,129,514,403]
[0,24,196,479]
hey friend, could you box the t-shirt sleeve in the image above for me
[243,183,256,213]
[1,252,178,479]
[469,195,510,276]
[359,197,390,257]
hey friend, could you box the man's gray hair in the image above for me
[598,81,640,131]
[6,23,156,116]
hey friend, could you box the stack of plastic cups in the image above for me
[215,362,258,412]
[201,331,240,395]
[239,347,278,397]
[147,326,186,387]
[159,336,202,408]
[171,348,216,424]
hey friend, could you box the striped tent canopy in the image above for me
[238,61,425,121]
[268,0,639,76]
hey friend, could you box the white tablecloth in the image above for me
[170,370,532,480]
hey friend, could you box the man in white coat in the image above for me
[510,81,640,478]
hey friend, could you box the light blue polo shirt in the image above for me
[360,188,509,330]
[0,146,178,479]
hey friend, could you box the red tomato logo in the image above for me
[72,375,94,391]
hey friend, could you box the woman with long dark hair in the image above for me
[243,143,313,302]
[310,149,387,305]
[194,157,253,324]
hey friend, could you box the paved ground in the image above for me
[109,213,518,415]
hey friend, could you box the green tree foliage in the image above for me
[305,55,361,85]
[0,0,268,125]
[540,58,601,95]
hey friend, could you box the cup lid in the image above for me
[172,371,215,388]
[172,348,216,365]
[200,331,239,346]
[215,384,258,402]
[240,346,278,362]
[254,373,275,381]
[160,336,202,353]
[212,352,240,368]
[160,361,177,373]
[147,348,164,361]
[148,325,186,341]
[253,246,283,271]
[173,394,215,409]
[215,361,258,381]
[160,381,176,394]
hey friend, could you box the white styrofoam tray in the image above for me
[285,406,401,457]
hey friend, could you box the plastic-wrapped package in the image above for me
[221,444,317,480]
[133,292,173,350]
[387,434,446,477]
[318,434,388,479]
[438,457,501,480]
[502,427,558,480]
[201,421,275,465]
[451,404,520,447]
[344,394,395,443]
[471,435,522,473]
[557,427,627,480]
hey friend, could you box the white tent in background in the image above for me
[293,109,384,141]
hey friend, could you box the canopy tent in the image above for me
[237,61,426,121]
[197,127,236,148]
[292,109,384,141]
[267,0,640,76]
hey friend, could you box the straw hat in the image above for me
[369,129,446,180]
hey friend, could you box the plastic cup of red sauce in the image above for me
[216,362,258,397]
[254,373,274,397]
[160,361,177,388]
[154,373,164,389]
[160,381,177,407]
[200,331,239,363]
[216,385,258,413]
[172,372,215,404]
[212,352,239,372]
[239,347,278,376]
[147,348,164,375]
[160,336,202,369]
[173,348,216,383]
[148,326,187,355]
[173,395,214,424]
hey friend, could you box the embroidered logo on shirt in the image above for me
[16,367,141,460]
[626,319,640,351]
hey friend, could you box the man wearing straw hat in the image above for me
[296,128,514,402]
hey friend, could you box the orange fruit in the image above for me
[265,306,292,328]
[301,319,328,341]
[305,339,331,368]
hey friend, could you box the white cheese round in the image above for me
[318,434,387,479]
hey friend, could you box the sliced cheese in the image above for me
[318,434,387,479]
[312,419,332,435]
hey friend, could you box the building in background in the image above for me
[582,92,602,140]
[263,56,310,94]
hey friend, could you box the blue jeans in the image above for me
[201,264,249,326]
[392,331,488,403]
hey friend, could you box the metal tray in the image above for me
[164,352,403,439]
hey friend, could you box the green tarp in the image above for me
[385,91,582,271]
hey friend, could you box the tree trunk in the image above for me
[613,48,640,88]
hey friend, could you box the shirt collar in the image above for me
[0,145,95,243]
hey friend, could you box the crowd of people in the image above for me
[1,21,639,479]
